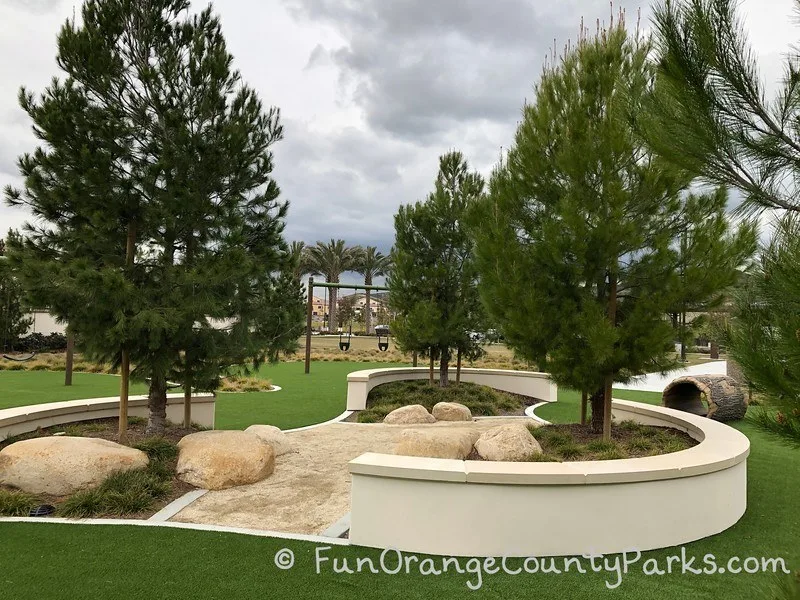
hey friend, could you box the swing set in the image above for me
[304,277,390,374]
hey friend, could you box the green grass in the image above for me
[0,419,797,600]
[215,361,407,429]
[0,362,404,430]
[0,371,148,409]
[534,387,663,424]
[0,368,797,598]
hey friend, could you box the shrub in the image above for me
[625,436,654,452]
[557,443,583,459]
[586,439,618,453]
[102,488,158,515]
[597,447,626,460]
[134,437,178,462]
[60,489,105,517]
[0,489,41,516]
[60,467,172,518]
[526,452,560,462]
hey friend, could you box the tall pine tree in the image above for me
[471,17,752,438]
[5,0,303,435]
[390,151,484,387]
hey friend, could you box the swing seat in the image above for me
[2,352,37,362]
[378,342,389,352]
[339,342,350,352]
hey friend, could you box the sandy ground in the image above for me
[170,417,532,534]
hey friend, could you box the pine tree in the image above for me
[644,0,800,445]
[471,18,750,438]
[726,217,800,447]
[670,188,756,360]
[643,0,800,215]
[390,151,484,387]
[4,0,302,434]
[0,231,32,352]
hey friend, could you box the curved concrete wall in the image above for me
[346,367,557,411]
[0,393,216,442]
[348,399,749,557]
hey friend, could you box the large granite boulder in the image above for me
[0,436,149,495]
[176,430,274,490]
[244,425,294,456]
[432,402,472,422]
[474,423,542,462]
[393,428,480,460]
[383,404,436,425]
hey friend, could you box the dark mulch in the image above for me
[0,417,199,451]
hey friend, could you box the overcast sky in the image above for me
[0,0,796,270]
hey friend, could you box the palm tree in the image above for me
[288,241,313,282]
[356,246,391,334]
[306,240,361,332]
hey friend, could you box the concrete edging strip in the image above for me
[148,489,209,522]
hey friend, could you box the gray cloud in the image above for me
[284,0,597,141]
[2,0,63,14]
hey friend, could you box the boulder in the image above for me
[383,404,436,425]
[393,428,480,460]
[176,430,274,490]
[432,402,472,422]
[244,425,294,456]
[474,424,542,462]
[0,436,149,495]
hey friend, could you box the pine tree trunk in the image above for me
[429,351,434,385]
[580,390,587,425]
[456,347,462,385]
[412,351,418,367]
[590,388,604,433]
[603,273,618,440]
[439,346,449,388]
[147,373,168,434]
[183,375,192,430]
[64,328,74,386]
[118,220,136,444]
[680,310,687,361]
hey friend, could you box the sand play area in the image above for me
[170,417,533,535]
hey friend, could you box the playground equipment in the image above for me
[304,278,389,373]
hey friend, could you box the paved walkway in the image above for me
[614,360,727,393]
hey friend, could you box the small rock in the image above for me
[176,430,274,490]
[383,404,436,425]
[474,423,542,462]
[244,425,294,456]
[432,402,472,421]
[393,428,480,459]
[0,436,149,495]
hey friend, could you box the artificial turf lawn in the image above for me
[0,368,797,598]
[0,362,407,430]
[0,371,148,409]
[0,419,797,599]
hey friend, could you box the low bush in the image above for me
[134,437,179,462]
[0,489,41,516]
[60,467,172,518]
[524,424,695,462]
[359,380,524,423]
